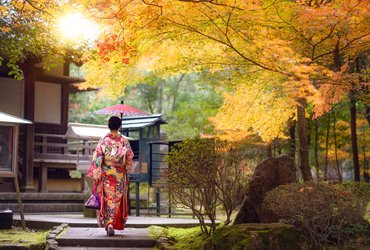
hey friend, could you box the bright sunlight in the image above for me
[58,13,100,42]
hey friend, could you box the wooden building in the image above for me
[0,60,85,192]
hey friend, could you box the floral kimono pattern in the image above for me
[87,132,134,230]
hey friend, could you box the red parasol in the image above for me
[94,101,148,119]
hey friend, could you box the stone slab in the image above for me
[56,227,156,248]
[13,213,212,229]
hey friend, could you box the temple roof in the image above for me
[0,111,32,124]
[122,114,167,129]
[64,123,133,140]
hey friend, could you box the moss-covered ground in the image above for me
[149,223,304,250]
[149,225,212,249]
[0,227,48,250]
[150,223,370,250]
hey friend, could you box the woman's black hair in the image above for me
[108,116,122,130]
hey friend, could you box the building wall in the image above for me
[34,81,61,124]
[0,77,24,117]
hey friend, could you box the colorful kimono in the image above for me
[87,132,134,230]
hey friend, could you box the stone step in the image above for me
[56,227,157,248]
[0,203,83,213]
[0,192,86,201]
[0,192,86,213]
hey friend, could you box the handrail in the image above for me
[34,133,98,162]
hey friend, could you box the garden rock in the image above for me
[234,155,297,223]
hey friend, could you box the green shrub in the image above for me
[161,137,249,235]
[264,182,369,249]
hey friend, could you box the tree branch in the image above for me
[179,0,243,10]
[24,0,54,18]
[141,0,163,15]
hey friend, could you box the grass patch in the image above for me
[0,227,49,250]
[149,225,212,250]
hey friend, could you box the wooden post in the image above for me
[135,181,140,216]
[14,173,26,229]
[22,59,37,192]
[156,188,160,217]
[38,163,48,192]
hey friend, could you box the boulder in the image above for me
[234,155,297,224]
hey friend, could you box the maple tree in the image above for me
[76,0,320,181]
[268,0,369,181]
[1,0,369,181]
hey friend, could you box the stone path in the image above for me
[14,213,205,229]
[56,227,157,249]
[13,213,213,249]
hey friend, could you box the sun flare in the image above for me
[58,13,100,42]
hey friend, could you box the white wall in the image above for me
[35,81,61,124]
[0,77,24,117]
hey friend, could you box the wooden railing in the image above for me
[33,133,98,192]
[34,133,98,162]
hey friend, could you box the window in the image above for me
[0,126,13,171]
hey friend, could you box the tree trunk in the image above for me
[157,80,163,113]
[314,118,320,180]
[349,91,361,182]
[267,142,272,158]
[365,106,370,126]
[332,110,342,182]
[297,99,313,181]
[288,120,296,159]
[172,74,185,111]
[324,115,330,181]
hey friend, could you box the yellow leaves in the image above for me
[0,5,10,18]
[213,72,296,142]
[0,27,11,33]
[80,56,146,99]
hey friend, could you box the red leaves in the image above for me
[95,34,137,64]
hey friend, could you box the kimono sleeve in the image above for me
[87,138,104,181]
[124,139,134,172]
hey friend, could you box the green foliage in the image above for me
[162,138,249,234]
[0,1,93,79]
[163,138,221,234]
[124,72,223,140]
[69,91,117,124]
[70,72,222,141]
[264,182,370,249]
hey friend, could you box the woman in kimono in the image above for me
[87,116,134,236]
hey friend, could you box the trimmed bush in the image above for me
[264,182,370,249]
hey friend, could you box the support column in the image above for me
[61,84,69,128]
[21,59,37,192]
